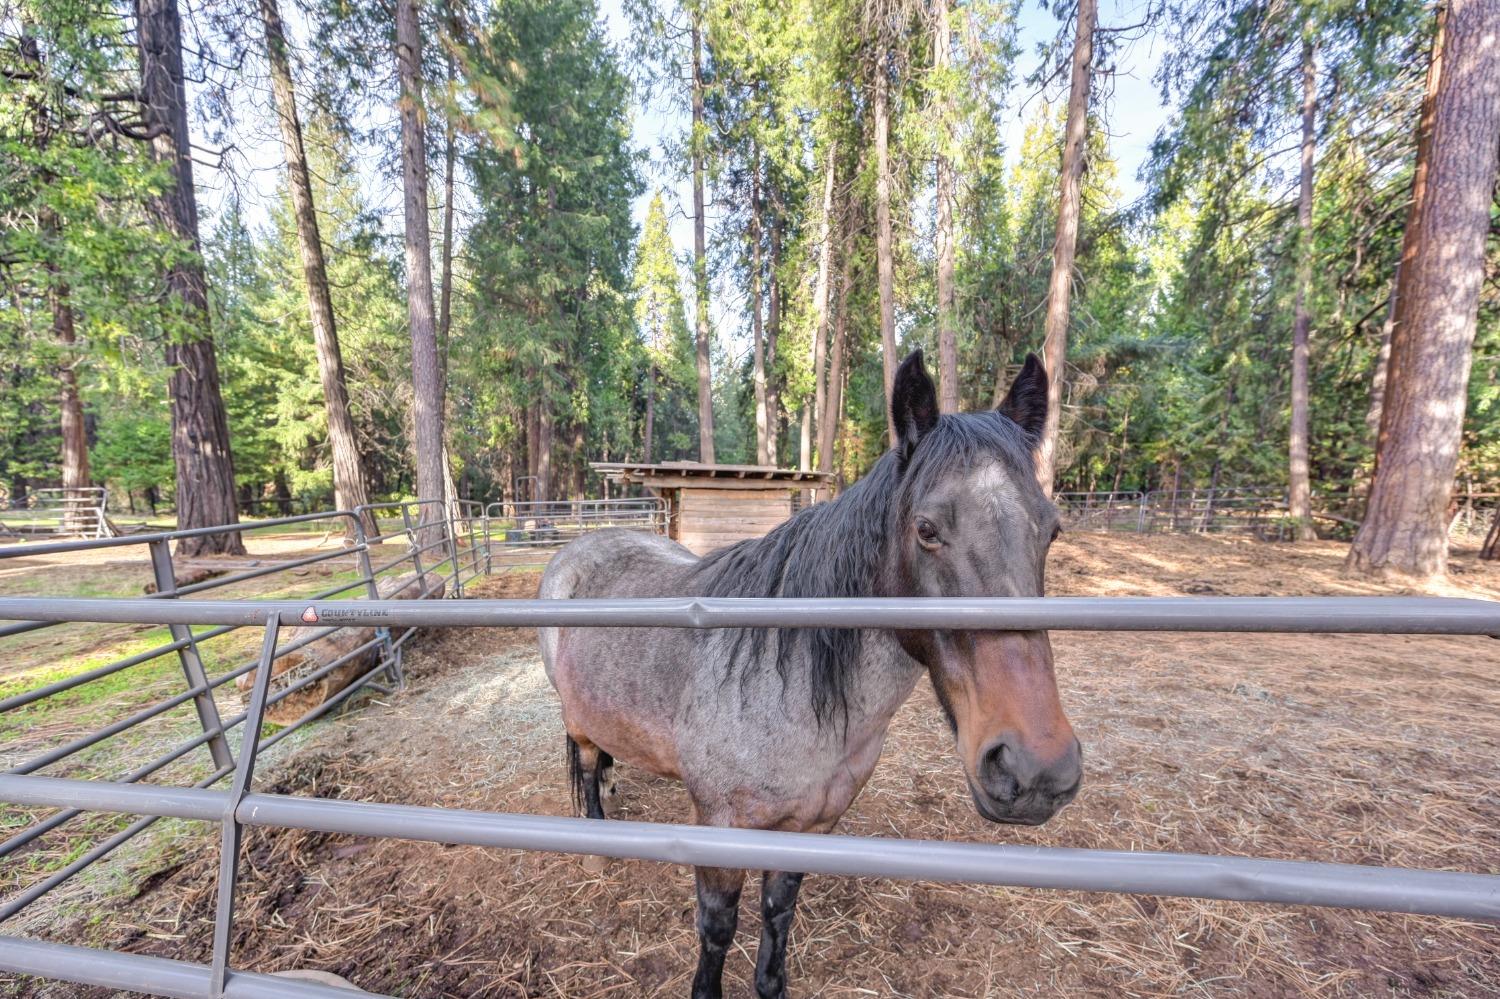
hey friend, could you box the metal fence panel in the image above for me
[3,504,1499,999]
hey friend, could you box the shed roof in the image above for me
[591,461,832,487]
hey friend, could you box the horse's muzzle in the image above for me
[968,735,1082,825]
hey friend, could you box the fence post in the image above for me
[148,539,234,771]
[209,613,279,998]
[350,510,397,689]
[447,504,465,600]
[400,504,427,583]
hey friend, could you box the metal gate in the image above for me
[1,511,1498,998]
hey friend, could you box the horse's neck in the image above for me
[848,630,924,734]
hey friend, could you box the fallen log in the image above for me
[237,571,446,724]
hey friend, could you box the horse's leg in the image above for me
[565,734,608,820]
[597,748,617,812]
[691,865,745,999]
[753,870,804,999]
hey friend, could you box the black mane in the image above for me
[691,409,1036,730]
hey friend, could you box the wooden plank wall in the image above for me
[677,487,793,554]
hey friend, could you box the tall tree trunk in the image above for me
[536,394,553,503]
[1035,0,1097,496]
[396,0,446,546]
[873,47,899,447]
[751,159,770,464]
[934,0,959,414]
[818,213,855,477]
[260,0,375,539]
[1347,0,1500,580]
[1288,38,1318,541]
[22,37,92,531]
[438,52,457,355]
[808,142,838,466]
[437,32,461,522]
[137,0,243,555]
[766,211,782,463]
[690,12,715,463]
[53,282,90,532]
[644,362,656,464]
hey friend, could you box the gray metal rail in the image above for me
[1,594,1497,634]
[3,774,1498,920]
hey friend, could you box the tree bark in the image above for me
[766,210,782,463]
[1288,38,1317,541]
[396,0,447,546]
[873,46,898,447]
[53,281,91,532]
[21,37,92,532]
[644,362,656,464]
[1035,0,1097,496]
[817,211,855,477]
[536,392,553,503]
[1346,0,1500,580]
[808,142,838,468]
[934,0,959,414]
[260,0,375,539]
[690,12,715,463]
[137,0,243,555]
[751,158,770,465]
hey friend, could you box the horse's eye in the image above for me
[916,518,941,548]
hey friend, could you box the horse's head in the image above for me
[883,350,1081,826]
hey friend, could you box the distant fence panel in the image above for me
[0,487,109,540]
[483,497,666,568]
[1056,491,1145,532]
[1058,487,1497,544]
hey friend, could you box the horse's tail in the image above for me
[566,734,586,815]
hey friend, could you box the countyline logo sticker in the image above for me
[297,607,388,623]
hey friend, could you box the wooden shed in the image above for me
[591,462,834,555]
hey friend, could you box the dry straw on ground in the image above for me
[7,534,1500,997]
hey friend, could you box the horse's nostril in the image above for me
[981,741,1010,779]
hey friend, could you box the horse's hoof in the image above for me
[579,853,608,875]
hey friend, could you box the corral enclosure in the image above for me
[3,531,1499,997]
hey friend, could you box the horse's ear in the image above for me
[891,349,939,462]
[998,353,1049,445]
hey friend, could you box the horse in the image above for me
[538,350,1081,998]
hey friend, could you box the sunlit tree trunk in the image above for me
[1036,0,1096,495]
[1288,38,1317,541]
[396,0,446,544]
[137,0,243,555]
[260,0,375,538]
[767,211,782,463]
[644,362,656,463]
[438,43,461,521]
[934,0,959,414]
[873,47,898,447]
[1347,0,1500,580]
[818,210,855,478]
[52,281,90,532]
[691,12,715,463]
[807,143,838,468]
[751,159,770,465]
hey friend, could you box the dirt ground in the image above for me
[6,533,1500,998]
